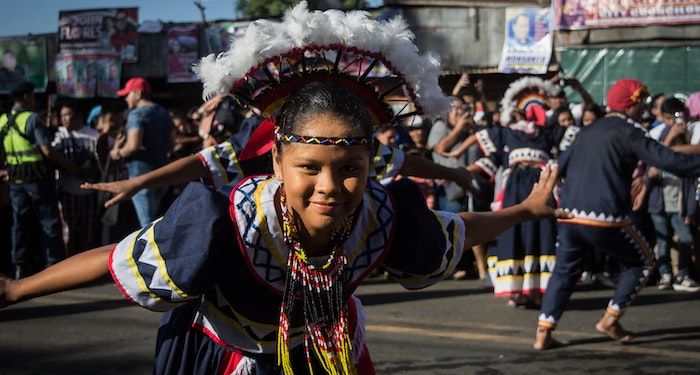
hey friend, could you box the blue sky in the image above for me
[0,0,380,37]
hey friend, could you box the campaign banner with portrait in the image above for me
[0,37,47,93]
[58,7,139,63]
[56,54,121,98]
[167,24,200,83]
[498,7,552,74]
[553,0,700,30]
[96,58,122,98]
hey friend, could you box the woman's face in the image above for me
[582,110,597,126]
[273,112,371,239]
[557,111,574,127]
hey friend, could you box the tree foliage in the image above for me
[236,0,368,20]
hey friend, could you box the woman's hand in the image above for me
[81,178,140,208]
[520,164,572,221]
[0,275,17,308]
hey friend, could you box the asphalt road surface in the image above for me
[1,279,699,374]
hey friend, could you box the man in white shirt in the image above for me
[52,101,100,255]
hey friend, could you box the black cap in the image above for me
[9,80,35,96]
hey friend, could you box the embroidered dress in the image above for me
[473,122,565,299]
[109,176,465,374]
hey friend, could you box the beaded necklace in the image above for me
[276,186,356,375]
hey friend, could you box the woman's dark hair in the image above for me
[277,81,373,150]
[661,97,685,115]
[546,106,573,127]
[583,103,605,119]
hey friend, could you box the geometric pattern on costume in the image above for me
[109,219,198,312]
[383,208,466,290]
[507,147,550,167]
[475,128,498,156]
[230,175,395,292]
[371,143,406,186]
[558,126,581,153]
[487,255,556,298]
[474,157,498,182]
[197,141,243,190]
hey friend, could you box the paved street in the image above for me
[1,278,699,374]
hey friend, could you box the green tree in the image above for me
[236,0,368,20]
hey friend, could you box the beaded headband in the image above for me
[274,126,372,146]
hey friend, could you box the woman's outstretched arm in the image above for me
[460,164,570,248]
[0,244,114,307]
[82,154,207,208]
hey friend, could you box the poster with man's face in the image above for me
[498,7,552,74]
[58,7,139,62]
[0,37,47,93]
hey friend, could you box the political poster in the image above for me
[58,7,139,62]
[554,0,700,30]
[498,7,552,74]
[56,54,120,98]
[96,58,122,98]
[0,37,47,93]
[167,24,200,83]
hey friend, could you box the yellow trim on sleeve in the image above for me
[220,141,244,180]
[253,179,287,266]
[210,145,230,185]
[147,221,191,300]
[125,228,163,302]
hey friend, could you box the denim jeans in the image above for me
[127,160,165,228]
[9,178,65,266]
[650,212,694,279]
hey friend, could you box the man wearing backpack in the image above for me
[0,81,80,278]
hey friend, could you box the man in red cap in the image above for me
[534,78,700,350]
[110,77,174,227]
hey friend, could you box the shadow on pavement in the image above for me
[561,325,700,348]
[567,291,700,311]
[358,287,489,306]
[0,299,133,322]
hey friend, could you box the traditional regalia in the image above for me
[471,77,563,303]
[538,79,700,330]
[107,3,468,374]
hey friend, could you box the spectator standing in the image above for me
[0,81,78,278]
[427,96,471,212]
[111,77,174,227]
[646,97,700,292]
[52,101,100,254]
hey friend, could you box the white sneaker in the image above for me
[578,271,595,286]
[657,273,673,290]
[672,276,700,292]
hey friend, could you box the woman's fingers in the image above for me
[554,209,574,219]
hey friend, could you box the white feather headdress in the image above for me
[194,1,449,124]
[500,76,561,126]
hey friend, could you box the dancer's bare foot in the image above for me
[595,314,634,343]
[533,328,564,350]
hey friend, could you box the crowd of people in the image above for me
[0,77,242,278]
[1,3,700,371]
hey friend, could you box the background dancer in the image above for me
[534,79,700,350]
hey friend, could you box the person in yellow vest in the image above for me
[0,81,81,279]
